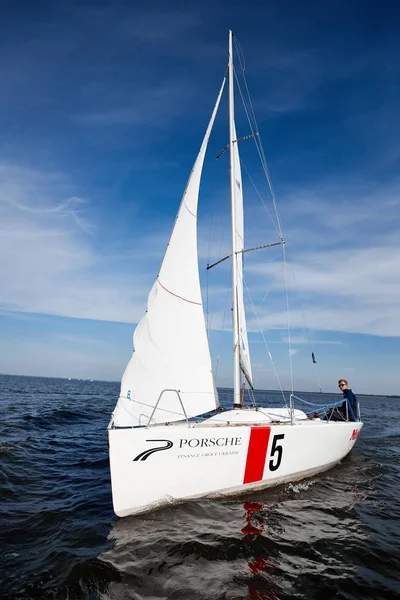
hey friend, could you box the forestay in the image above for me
[112,81,225,427]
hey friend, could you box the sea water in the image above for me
[0,375,399,599]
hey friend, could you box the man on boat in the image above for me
[323,379,358,421]
[338,379,357,419]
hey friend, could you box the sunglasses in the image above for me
[338,383,346,387]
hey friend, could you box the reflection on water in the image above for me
[101,462,374,600]
[240,502,277,599]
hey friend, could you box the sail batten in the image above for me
[112,79,225,427]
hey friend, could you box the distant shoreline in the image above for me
[1,373,398,398]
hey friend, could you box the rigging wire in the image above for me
[290,267,323,392]
[247,386,257,409]
[236,59,322,393]
[233,32,246,73]
[282,243,294,394]
[234,37,283,244]
[233,37,284,241]
[258,276,278,309]
[232,36,296,396]
[240,158,281,238]
[243,274,289,408]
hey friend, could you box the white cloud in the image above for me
[0,337,123,381]
[1,161,399,348]
[277,336,345,346]
[0,164,150,323]
[237,179,400,338]
[244,249,400,337]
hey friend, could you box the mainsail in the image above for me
[112,81,225,427]
[232,123,253,388]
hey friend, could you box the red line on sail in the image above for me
[243,427,271,484]
[158,279,201,305]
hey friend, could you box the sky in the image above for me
[0,0,399,395]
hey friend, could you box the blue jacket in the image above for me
[340,388,357,420]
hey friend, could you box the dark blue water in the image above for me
[0,375,399,599]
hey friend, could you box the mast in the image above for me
[228,30,241,409]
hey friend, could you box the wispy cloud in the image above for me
[0,337,123,380]
[274,336,346,346]
[201,176,400,339]
[241,180,400,337]
[0,164,152,323]
[76,80,196,127]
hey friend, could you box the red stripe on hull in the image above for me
[243,427,271,484]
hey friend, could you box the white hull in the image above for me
[108,411,363,517]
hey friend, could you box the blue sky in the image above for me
[1,0,399,395]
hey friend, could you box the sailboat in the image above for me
[108,31,363,518]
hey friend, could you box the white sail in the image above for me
[112,80,225,427]
[232,123,253,388]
